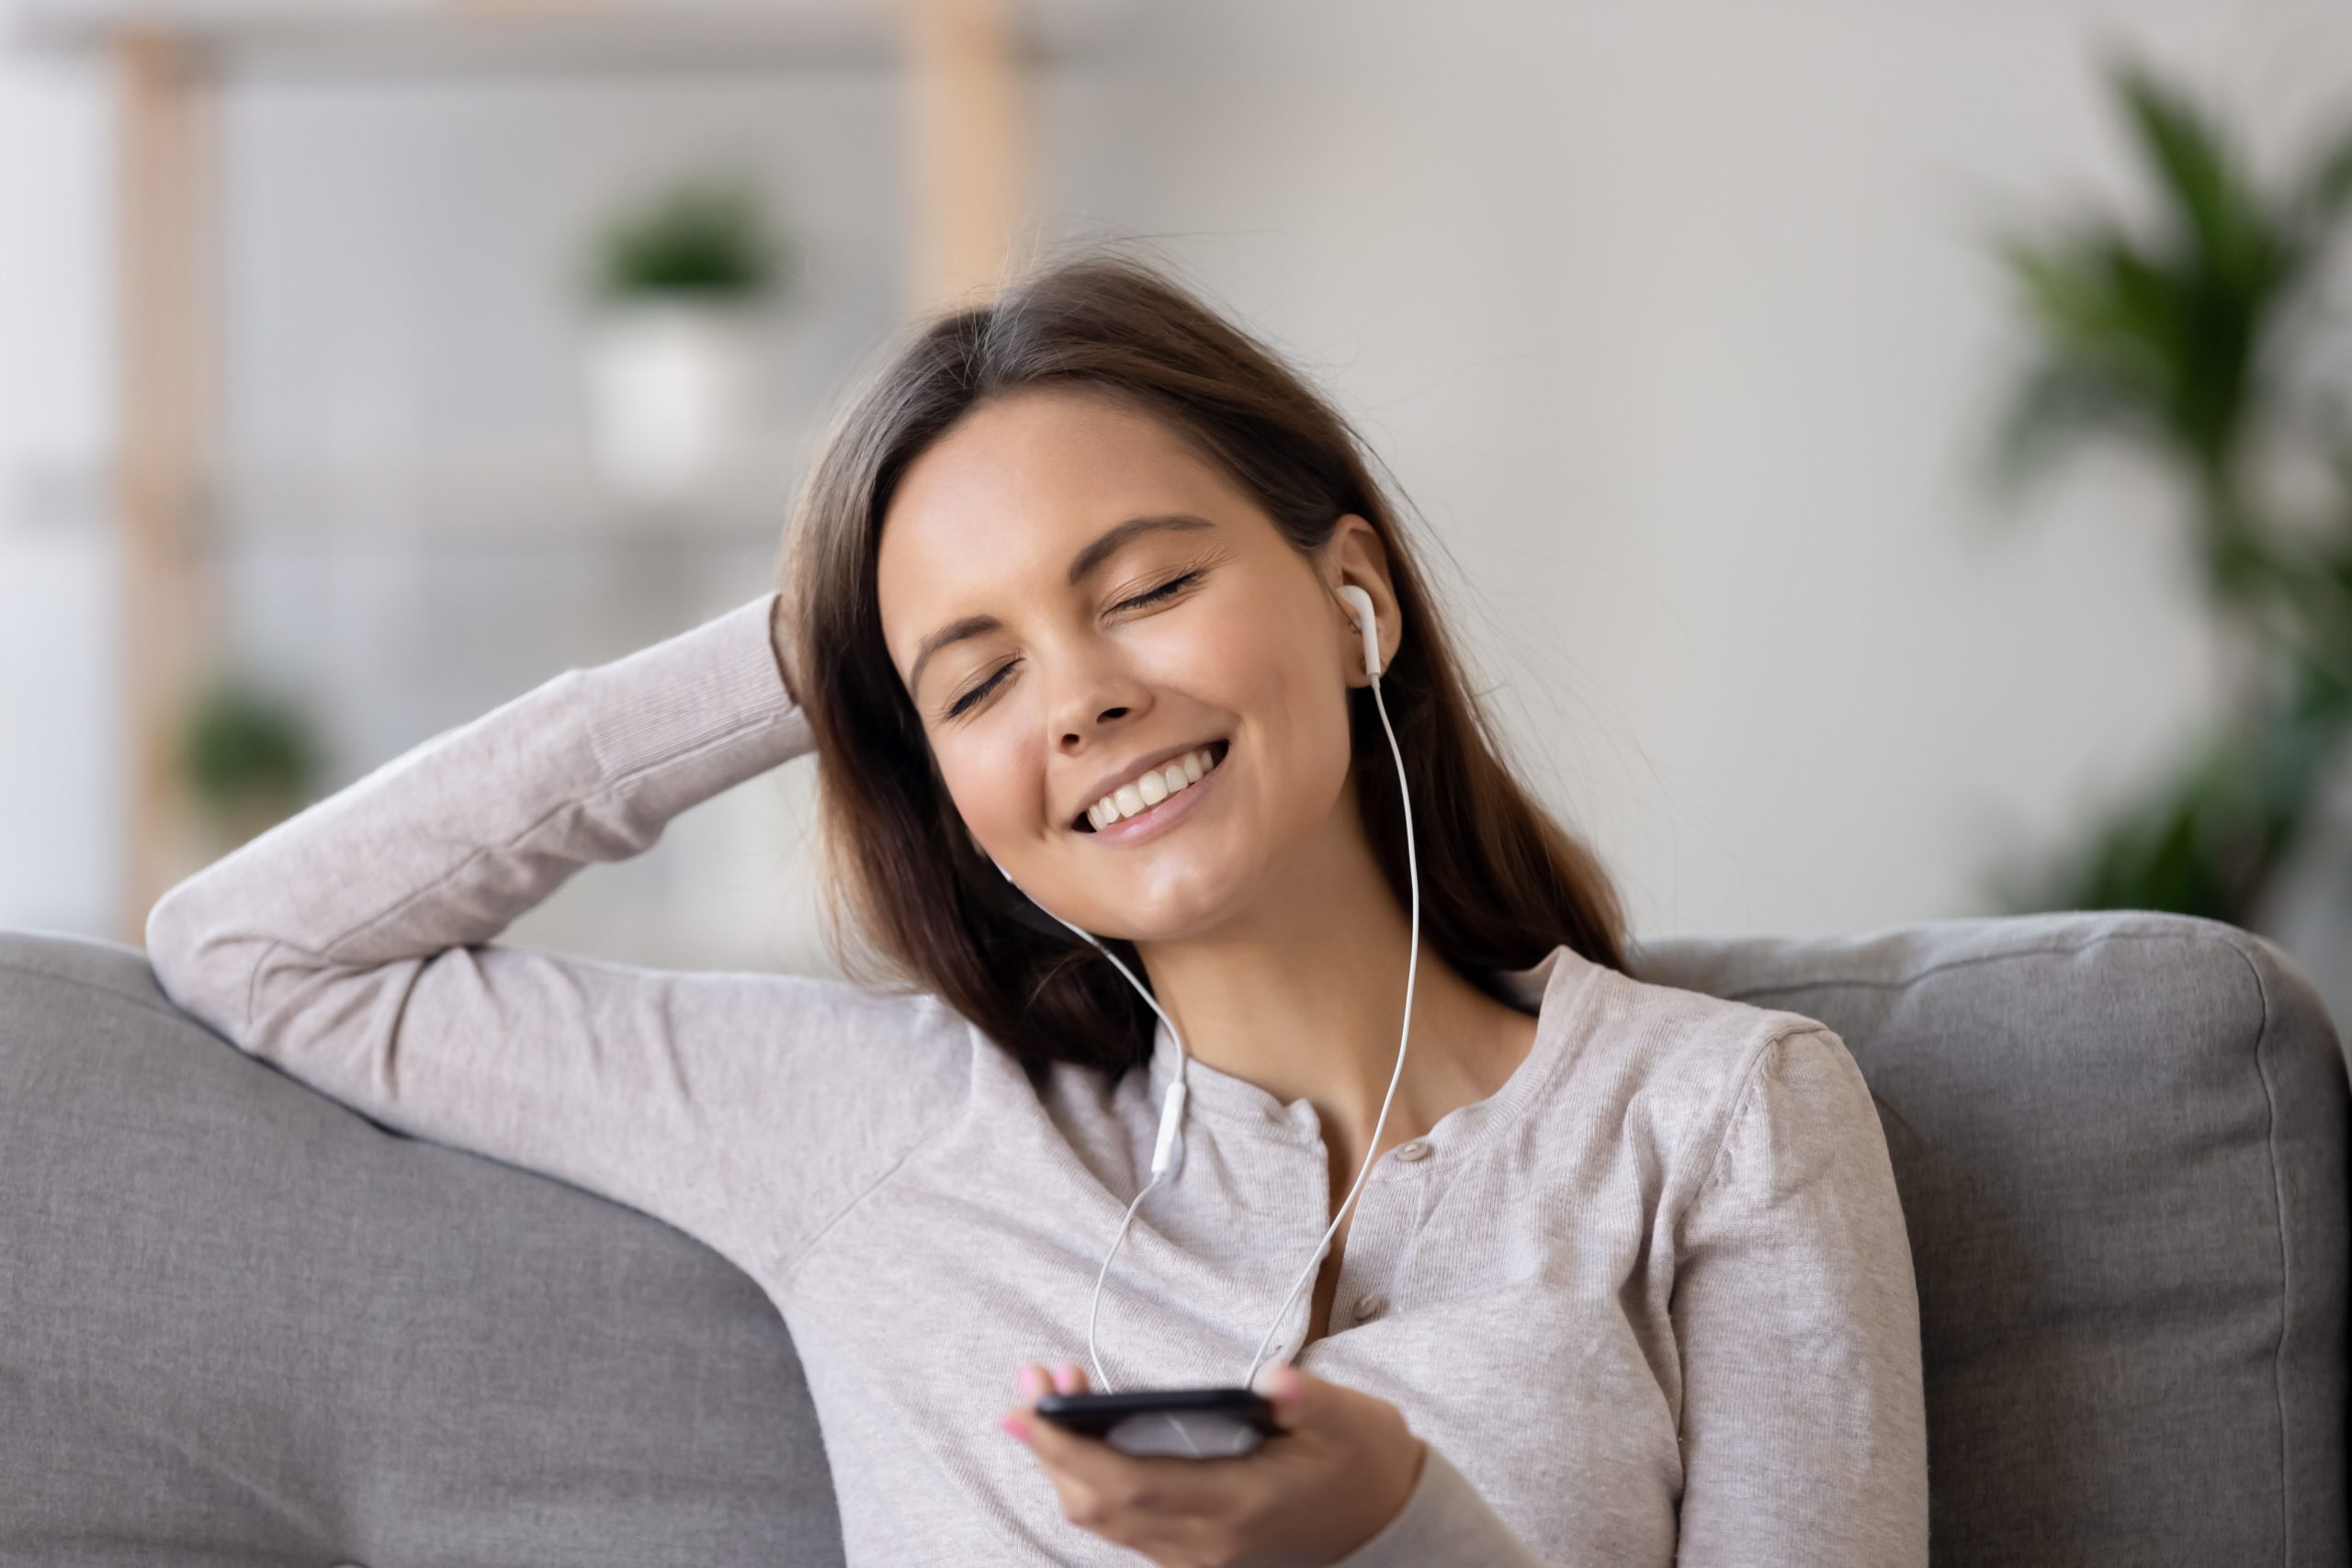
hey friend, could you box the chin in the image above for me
[1089,855,1257,945]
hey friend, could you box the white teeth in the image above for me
[1087,745,1221,828]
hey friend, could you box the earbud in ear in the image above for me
[1336,583,1381,681]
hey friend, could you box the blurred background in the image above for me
[6,0,2352,1036]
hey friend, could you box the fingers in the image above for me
[1252,1359,1357,1440]
[1012,1360,1090,1405]
[1252,1359,1313,1429]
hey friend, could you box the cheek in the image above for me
[1229,619,1356,827]
[934,738,1036,845]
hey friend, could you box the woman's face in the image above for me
[876,385,1384,942]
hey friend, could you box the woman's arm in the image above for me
[143,591,965,1283]
[1326,1440,1553,1567]
[1329,1024,1928,1568]
[1667,1025,1930,1564]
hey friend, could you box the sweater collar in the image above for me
[1139,942,1605,1151]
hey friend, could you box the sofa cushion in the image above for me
[1635,909,2348,1568]
[0,929,844,1568]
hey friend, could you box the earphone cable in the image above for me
[1020,910,1193,1395]
[1085,1172,1159,1393]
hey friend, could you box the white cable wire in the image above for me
[1016,913,1191,1395]
[999,605,1416,1402]
[1085,1175,1159,1393]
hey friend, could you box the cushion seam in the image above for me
[0,956,208,1030]
[2226,936,2293,1566]
[1701,927,2246,1002]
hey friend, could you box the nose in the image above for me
[1061,705,1131,750]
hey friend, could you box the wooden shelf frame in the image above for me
[19,0,1065,942]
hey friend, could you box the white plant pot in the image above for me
[582,299,771,502]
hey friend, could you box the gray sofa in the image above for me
[4,908,2344,1567]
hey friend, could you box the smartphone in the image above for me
[1032,1386,1282,1459]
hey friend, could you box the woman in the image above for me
[144,249,1928,1566]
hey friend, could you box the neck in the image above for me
[1136,785,1534,1174]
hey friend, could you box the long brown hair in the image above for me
[780,244,1631,1084]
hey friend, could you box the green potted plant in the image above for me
[177,674,321,856]
[581,174,795,501]
[1979,50,2352,964]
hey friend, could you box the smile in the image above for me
[1074,739,1230,844]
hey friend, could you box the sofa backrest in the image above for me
[0,927,846,1568]
[3,909,2343,1566]
[1635,909,2347,1568]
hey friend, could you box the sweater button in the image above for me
[1351,1292,1387,1322]
[1394,1140,1430,1163]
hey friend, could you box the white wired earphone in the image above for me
[988,581,1420,1398]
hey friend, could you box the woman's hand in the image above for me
[1001,1359,1426,1568]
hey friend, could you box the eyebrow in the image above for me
[905,513,1216,696]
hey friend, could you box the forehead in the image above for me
[876,386,1242,623]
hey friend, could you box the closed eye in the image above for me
[1114,569,1201,612]
[943,570,1204,719]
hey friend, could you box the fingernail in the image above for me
[1001,1415,1032,1444]
[1054,1361,1083,1390]
[1018,1365,1048,1399]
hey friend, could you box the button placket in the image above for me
[1260,1141,1332,1365]
[1327,1164,1414,1333]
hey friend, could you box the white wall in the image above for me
[5,1,2348,985]
[0,46,115,938]
[1044,0,2352,946]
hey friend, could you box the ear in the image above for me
[1323,514,1400,686]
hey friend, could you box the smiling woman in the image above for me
[145,238,1925,1568]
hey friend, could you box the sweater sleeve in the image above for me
[143,591,965,1285]
[1327,1441,1554,1567]
[1331,1024,1929,1568]
[1668,1025,1929,1565]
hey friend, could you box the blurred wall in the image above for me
[5,0,2349,974]
[0,47,114,939]
[1044,0,2352,943]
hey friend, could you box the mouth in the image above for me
[1071,738,1231,835]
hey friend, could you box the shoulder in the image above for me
[717,966,985,1151]
[1559,964,1866,1201]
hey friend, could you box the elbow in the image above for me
[143,880,274,1043]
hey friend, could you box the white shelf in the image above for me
[11,452,796,549]
[8,0,1136,77]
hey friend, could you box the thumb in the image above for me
[1250,1359,1329,1433]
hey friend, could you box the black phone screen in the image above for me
[1032,1386,1282,1459]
